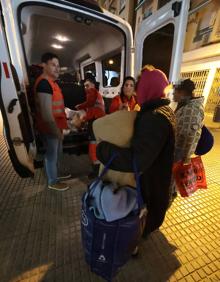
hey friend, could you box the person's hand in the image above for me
[183,158,191,165]
[119,103,129,111]
[72,113,82,128]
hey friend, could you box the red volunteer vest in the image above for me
[122,95,138,111]
[34,75,67,133]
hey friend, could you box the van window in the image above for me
[142,23,174,78]
[102,53,121,87]
[157,0,170,9]
[83,63,96,78]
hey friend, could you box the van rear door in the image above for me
[0,0,133,176]
[134,0,190,83]
[0,7,35,177]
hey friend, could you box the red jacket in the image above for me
[77,88,105,121]
[109,95,121,113]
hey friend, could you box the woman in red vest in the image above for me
[109,76,140,113]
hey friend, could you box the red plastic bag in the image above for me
[173,156,207,197]
[191,156,207,189]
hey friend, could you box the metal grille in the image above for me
[205,68,220,114]
[180,70,209,97]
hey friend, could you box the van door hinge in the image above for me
[172,1,182,17]
[8,98,18,113]
[0,3,5,29]
[12,137,23,146]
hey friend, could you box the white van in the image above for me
[0,0,190,177]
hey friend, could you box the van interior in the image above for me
[18,3,177,157]
[19,3,125,154]
[20,4,124,89]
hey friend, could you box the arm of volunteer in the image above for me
[76,88,97,109]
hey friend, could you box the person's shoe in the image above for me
[168,191,178,208]
[88,164,99,180]
[57,174,71,181]
[48,182,69,191]
[172,191,178,199]
[132,246,139,257]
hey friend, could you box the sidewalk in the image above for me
[0,130,219,282]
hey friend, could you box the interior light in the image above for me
[84,18,92,25]
[55,35,70,42]
[51,44,63,49]
[75,15,83,23]
[108,59,114,65]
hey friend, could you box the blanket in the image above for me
[93,110,137,187]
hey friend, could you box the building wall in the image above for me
[98,0,220,117]
[98,0,220,50]
[97,0,136,29]
[184,1,220,52]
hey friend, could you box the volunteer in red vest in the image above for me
[34,52,70,191]
[109,76,140,113]
[76,75,105,178]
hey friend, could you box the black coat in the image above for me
[96,99,175,236]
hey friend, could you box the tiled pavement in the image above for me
[0,128,219,282]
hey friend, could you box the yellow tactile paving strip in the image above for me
[0,129,219,282]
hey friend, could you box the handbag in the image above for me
[173,156,207,197]
[81,154,145,281]
[195,125,214,155]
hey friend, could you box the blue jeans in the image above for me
[41,134,62,185]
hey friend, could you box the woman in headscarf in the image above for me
[96,66,175,239]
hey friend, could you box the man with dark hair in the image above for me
[41,52,58,64]
[34,52,70,191]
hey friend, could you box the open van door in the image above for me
[0,10,35,177]
[134,0,190,83]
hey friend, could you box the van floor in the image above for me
[0,128,219,282]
